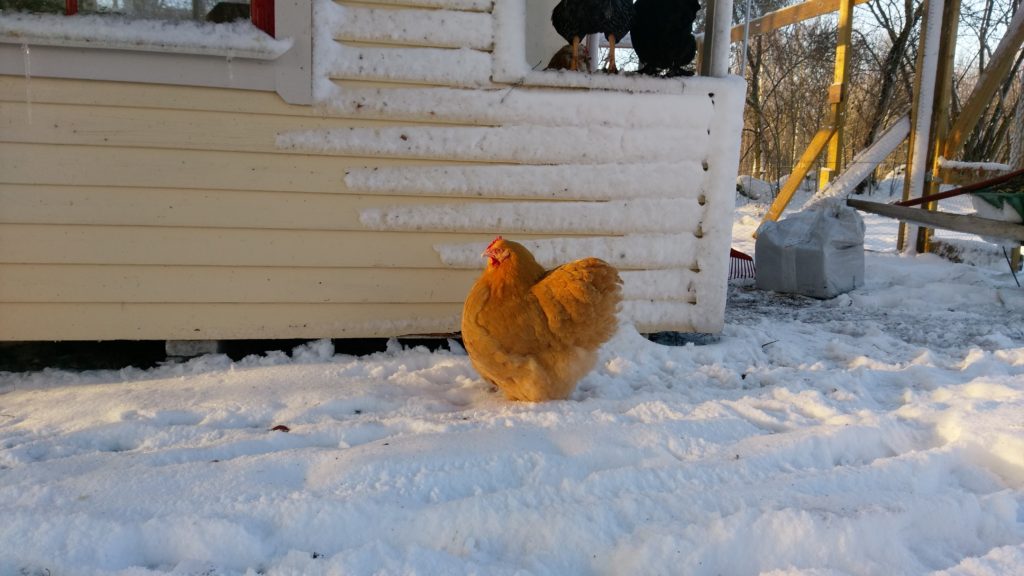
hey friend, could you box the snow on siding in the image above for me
[319,86,715,128]
[278,125,711,164]
[322,45,492,87]
[435,235,700,270]
[296,0,745,332]
[359,199,703,235]
[331,5,493,50]
[344,163,705,201]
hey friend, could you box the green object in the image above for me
[968,170,1024,221]
[973,191,1024,222]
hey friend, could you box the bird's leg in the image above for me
[570,36,580,71]
[606,34,618,74]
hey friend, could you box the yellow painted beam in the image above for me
[760,127,837,228]
[820,0,856,189]
[729,0,871,43]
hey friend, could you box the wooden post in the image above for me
[819,0,855,189]
[699,0,718,76]
[915,0,961,254]
[700,0,734,77]
[899,0,944,252]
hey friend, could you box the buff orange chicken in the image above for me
[461,237,623,401]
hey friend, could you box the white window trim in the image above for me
[0,0,312,104]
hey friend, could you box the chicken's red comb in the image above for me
[486,236,503,250]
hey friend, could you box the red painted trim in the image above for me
[251,0,275,37]
[65,0,78,15]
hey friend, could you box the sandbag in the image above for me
[755,204,865,299]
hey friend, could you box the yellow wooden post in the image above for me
[819,0,855,189]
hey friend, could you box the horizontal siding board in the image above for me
[0,77,309,116]
[1,101,426,155]
[0,225,575,268]
[0,77,494,125]
[0,185,517,229]
[1,147,709,200]
[0,76,717,131]
[0,264,478,303]
[0,302,465,340]
[0,265,697,304]
[0,143,462,193]
[0,225,695,270]
[0,299,697,340]
[3,103,710,164]
[1,185,699,237]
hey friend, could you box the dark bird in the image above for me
[551,0,635,73]
[630,0,702,77]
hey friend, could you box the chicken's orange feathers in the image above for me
[461,237,622,402]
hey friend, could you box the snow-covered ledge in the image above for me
[0,12,292,59]
[0,0,312,104]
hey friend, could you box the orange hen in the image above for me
[461,236,623,402]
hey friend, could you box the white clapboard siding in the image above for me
[0,0,745,340]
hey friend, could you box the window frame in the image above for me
[0,0,312,104]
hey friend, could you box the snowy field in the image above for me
[2,186,1024,575]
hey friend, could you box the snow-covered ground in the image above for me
[2,185,1024,576]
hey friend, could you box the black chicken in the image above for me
[631,0,702,77]
[551,0,635,73]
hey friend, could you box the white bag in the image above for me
[755,204,865,299]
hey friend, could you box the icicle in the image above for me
[21,43,32,125]
[226,55,235,85]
